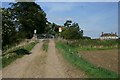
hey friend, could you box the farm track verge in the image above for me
[1,40,38,69]
[2,41,42,78]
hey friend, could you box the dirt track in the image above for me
[45,39,66,78]
[2,41,44,78]
[2,39,86,78]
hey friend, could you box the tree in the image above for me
[61,20,83,39]
[10,2,47,38]
[2,2,47,50]
[2,8,17,49]
[46,22,59,36]
[64,20,72,27]
[82,36,91,39]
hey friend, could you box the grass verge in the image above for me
[56,41,119,78]
[42,40,49,52]
[1,41,38,69]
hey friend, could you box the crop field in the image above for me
[56,39,119,78]
[73,39,119,73]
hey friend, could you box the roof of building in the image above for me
[100,33,118,37]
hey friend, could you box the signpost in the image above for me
[59,27,62,38]
[33,29,37,40]
[59,27,62,32]
[34,29,36,34]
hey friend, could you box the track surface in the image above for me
[2,39,86,78]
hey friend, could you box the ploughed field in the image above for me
[79,49,118,73]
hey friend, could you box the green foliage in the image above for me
[2,2,47,50]
[63,39,118,51]
[2,52,23,69]
[2,8,17,50]
[45,22,60,37]
[69,39,117,46]
[64,20,72,27]
[24,41,37,51]
[56,41,118,78]
[82,36,91,39]
[61,20,83,40]
[10,2,47,38]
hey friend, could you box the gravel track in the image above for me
[2,39,87,78]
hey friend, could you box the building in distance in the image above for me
[100,32,118,40]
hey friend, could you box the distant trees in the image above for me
[46,22,60,37]
[61,20,83,40]
[2,2,90,50]
[82,36,91,39]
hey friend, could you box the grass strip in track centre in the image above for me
[56,41,119,78]
[42,40,49,52]
[1,41,38,69]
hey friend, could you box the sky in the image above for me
[0,0,119,2]
[1,1,118,39]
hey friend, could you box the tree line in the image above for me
[2,2,90,50]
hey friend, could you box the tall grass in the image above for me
[1,41,38,69]
[56,41,119,78]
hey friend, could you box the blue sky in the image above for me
[1,2,118,38]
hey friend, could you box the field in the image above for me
[2,2,119,78]
[56,39,119,78]
[79,49,118,73]
[2,39,119,78]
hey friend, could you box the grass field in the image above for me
[56,40,119,78]
[1,40,38,69]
